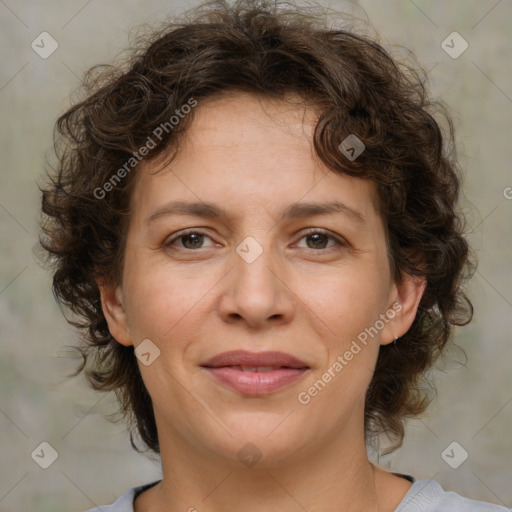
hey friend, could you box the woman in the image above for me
[39,0,510,510]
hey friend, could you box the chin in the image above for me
[204,415,310,469]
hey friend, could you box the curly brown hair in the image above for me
[39,0,474,455]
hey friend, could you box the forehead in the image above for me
[166,91,325,176]
[130,91,381,228]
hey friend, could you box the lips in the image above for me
[201,350,309,369]
[201,350,310,395]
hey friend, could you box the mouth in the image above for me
[201,350,309,369]
[217,365,303,372]
[201,350,310,395]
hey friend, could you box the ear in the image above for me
[97,279,133,346]
[380,272,426,346]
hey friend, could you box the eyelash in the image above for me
[165,228,346,253]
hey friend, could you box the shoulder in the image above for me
[396,479,511,512]
[84,480,161,512]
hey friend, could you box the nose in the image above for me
[217,239,295,330]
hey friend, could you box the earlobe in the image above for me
[97,279,133,347]
[381,273,426,346]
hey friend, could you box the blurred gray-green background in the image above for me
[1,1,511,511]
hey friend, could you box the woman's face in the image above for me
[100,92,423,466]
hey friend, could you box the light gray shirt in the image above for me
[85,476,512,511]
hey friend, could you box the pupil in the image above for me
[184,233,202,248]
[308,233,326,249]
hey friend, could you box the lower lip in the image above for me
[203,367,309,395]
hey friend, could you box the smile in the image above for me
[202,366,309,395]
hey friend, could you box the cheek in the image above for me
[298,265,387,395]
[298,264,388,336]
[298,272,384,404]
[121,249,212,343]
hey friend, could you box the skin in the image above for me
[99,91,426,512]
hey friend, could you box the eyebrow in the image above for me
[147,200,366,224]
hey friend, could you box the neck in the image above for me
[138,416,391,512]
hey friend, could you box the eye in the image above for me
[164,228,346,252]
[165,229,216,250]
[295,229,345,251]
